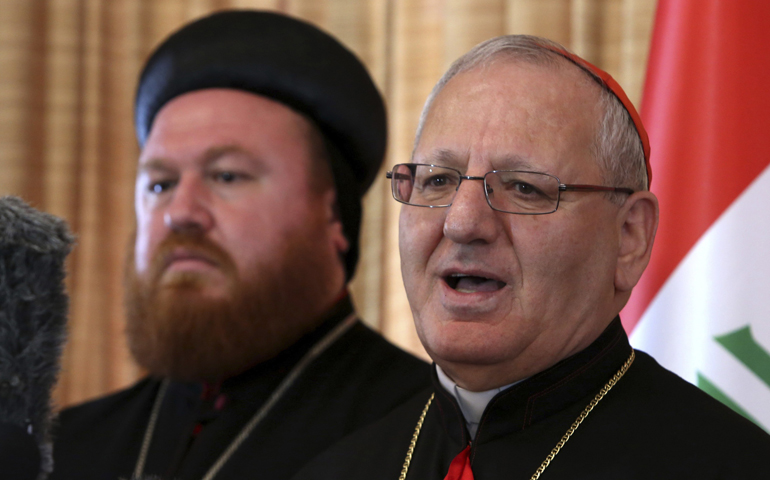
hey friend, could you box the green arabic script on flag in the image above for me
[698,326,770,431]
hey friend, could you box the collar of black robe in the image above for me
[161,294,356,475]
[430,317,632,448]
[178,294,356,414]
[217,294,354,396]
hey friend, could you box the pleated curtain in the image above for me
[0,0,657,408]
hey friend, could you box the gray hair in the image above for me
[414,35,648,194]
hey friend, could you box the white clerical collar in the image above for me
[436,365,521,438]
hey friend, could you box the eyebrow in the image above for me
[137,158,175,174]
[420,149,467,169]
[419,149,543,173]
[494,156,541,172]
[201,144,251,164]
[138,145,253,173]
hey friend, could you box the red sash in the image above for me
[444,445,474,480]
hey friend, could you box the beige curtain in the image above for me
[0,0,657,408]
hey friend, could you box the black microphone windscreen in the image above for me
[0,422,42,480]
[0,196,74,479]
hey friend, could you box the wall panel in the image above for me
[0,0,657,407]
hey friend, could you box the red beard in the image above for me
[124,222,339,382]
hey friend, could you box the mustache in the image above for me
[148,232,237,282]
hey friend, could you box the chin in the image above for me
[159,270,232,295]
[162,286,231,306]
[160,268,226,285]
[417,317,513,367]
[429,343,511,367]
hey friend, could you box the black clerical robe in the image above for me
[293,318,770,480]
[50,298,431,480]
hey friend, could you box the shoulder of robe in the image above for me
[290,387,435,480]
[53,377,161,439]
[329,322,430,371]
[607,350,770,469]
[307,322,432,397]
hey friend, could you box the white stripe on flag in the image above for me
[631,163,770,430]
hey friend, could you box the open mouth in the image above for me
[444,274,506,293]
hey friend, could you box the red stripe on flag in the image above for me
[622,0,770,332]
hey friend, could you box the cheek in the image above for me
[506,215,559,267]
[223,209,274,264]
[222,197,315,273]
[133,207,161,274]
[399,209,449,332]
[398,210,442,284]
[134,235,150,274]
[517,216,615,302]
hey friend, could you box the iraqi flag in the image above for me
[621,0,770,432]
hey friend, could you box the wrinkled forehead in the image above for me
[138,89,323,180]
[415,59,603,176]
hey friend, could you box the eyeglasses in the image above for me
[385,163,634,215]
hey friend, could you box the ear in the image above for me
[615,191,659,292]
[322,189,350,255]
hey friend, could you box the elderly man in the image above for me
[50,10,430,480]
[293,35,770,480]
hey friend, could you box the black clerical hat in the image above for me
[135,9,388,279]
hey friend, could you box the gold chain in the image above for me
[529,350,634,479]
[399,350,635,480]
[398,393,434,480]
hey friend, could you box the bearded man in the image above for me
[293,35,770,480]
[50,10,430,480]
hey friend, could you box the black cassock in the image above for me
[50,298,431,480]
[294,318,770,480]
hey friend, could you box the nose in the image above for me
[443,178,500,244]
[163,176,214,234]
